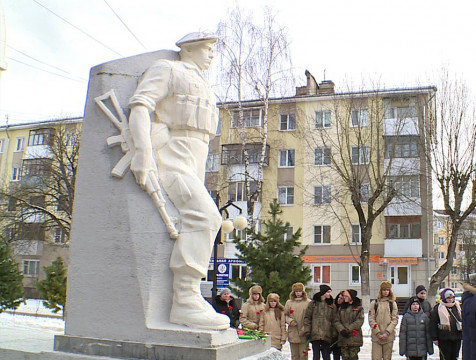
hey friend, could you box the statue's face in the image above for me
[182,41,215,71]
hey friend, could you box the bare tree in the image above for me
[301,82,435,306]
[426,71,476,298]
[215,5,293,226]
[0,125,80,245]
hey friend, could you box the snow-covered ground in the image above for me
[0,299,64,332]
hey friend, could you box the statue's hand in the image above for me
[130,149,158,190]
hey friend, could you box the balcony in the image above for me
[385,198,422,216]
[384,238,422,257]
[12,240,44,256]
[221,143,269,166]
[384,117,419,136]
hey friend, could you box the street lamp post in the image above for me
[212,197,247,299]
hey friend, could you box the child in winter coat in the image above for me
[334,289,364,360]
[399,297,433,360]
[284,282,312,360]
[302,284,336,360]
[259,293,287,350]
[240,285,266,330]
[430,288,463,360]
[368,281,399,360]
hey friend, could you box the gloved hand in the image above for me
[340,330,350,338]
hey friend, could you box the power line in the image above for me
[103,0,147,51]
[31,0,124,57]
[7,57,87,83]
[4,42,88,81]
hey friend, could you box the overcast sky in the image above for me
[1,0,475,125]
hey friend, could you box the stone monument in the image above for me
[54,32,269,360]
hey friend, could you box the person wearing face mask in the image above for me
[430,288,463,360]
[285,282,312,360]
[240,285,265,330]
[302,285,336,360]
[368,281,399,360]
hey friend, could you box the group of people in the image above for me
[212,276,476,360]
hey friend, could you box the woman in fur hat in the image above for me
[302,284,336,360]
[240,285,265,330]
[368,281,399,360]
[461,273,476,360]
[284,282,312,360]
[259,293,287,350]
[430,288,463,360]
[334,289,364,360]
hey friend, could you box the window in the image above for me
[439,252,445,259]
[388,176,420,198]
[351,224,362,243]
[206,153,219,172]
[22,159,51,177]
[28,128,54,146]
[350,265,361,285]
[351,146,369,165]
[8,197,17,211]
[360,184,370,203]
[280,114,296,131]
[284,226,294,240]
[385,106,416,119]
[231,109,262,128]
[54,227,68,244]
[278,187,294,205]
[385,136,419,158]
[230,264,247,280]
[313,265,331,284]
[227,229,246,241]
[57,194,68,212]
[0,138,4,153]
[23,260,40,276]
[315,110,331,129]
[279,149,295,167]
[451,282,458,289]
[228,181,257,202]
[17,223,45,241]
[11,167,21,181]
[314,185,331,205]
[216,118,222,136]
[315,147,331,166]
[15,137,24,152]
[451,267,458,275]
[314,225,331,244]
[438,237,445,245]
[388,223,420,238]
[351,109,369,127]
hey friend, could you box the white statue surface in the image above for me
[127,32,229,330]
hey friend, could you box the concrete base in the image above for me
[54,333,270,360]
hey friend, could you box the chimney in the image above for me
[295,70,319,96]
[318,80,335,95]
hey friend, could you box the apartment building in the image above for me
[206,71,437,298]
[0,117,82,297]
[434,210,476,292]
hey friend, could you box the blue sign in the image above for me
[210,258,246,289]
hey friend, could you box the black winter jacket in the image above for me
[212,295,240,328]
[429,303,463,342]
[399,309,433,357]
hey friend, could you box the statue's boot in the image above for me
[169,277,230,330]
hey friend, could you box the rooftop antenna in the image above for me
[323,69,326,81]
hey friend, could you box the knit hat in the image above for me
[415,285,427,295]
[410,297,420,305]
[380,281,392,291]
[292,282,305,292]
[317,284,332,297]
[440,288,455,303]
[343,289,358,302]
[220,288,231,295]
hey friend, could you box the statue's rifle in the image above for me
[95,90,179,240]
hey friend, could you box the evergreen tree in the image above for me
[0,240,25,312]
[36,257,67,315]
[230,199,312,300]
